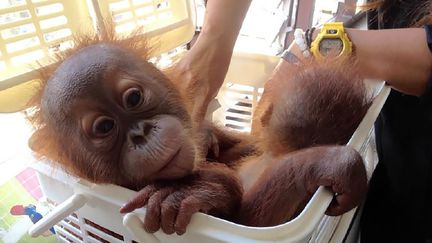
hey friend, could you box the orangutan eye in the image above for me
[93,116,115,136]
[123,88,143,109]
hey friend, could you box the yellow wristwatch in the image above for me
[310,22,352,59]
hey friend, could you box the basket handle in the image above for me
[123,213,160,243]
[28,194,87,237]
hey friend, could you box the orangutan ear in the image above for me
[28,126,64,168]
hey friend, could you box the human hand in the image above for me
[169,34,234,123]
[120,163,242,235]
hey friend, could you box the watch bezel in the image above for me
[310,23,353,60]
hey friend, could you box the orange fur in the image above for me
[252,59,372,155]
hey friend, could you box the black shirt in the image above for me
[360,0,432,242]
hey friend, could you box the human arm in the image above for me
[173,0,252,122]
[287,27,432,96]
[346,27,432,96]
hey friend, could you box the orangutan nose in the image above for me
[129,121,153,145]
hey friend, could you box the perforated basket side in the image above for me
[96,0,195,56]
[0,0,92,86]
[212,52,279,131]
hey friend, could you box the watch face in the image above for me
[319,38,343,57]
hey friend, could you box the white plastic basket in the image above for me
[30,49,390,242]
[24,0,390,241]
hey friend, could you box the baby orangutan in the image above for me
[28,31,369,235]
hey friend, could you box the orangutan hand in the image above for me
[120,163,242,235]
